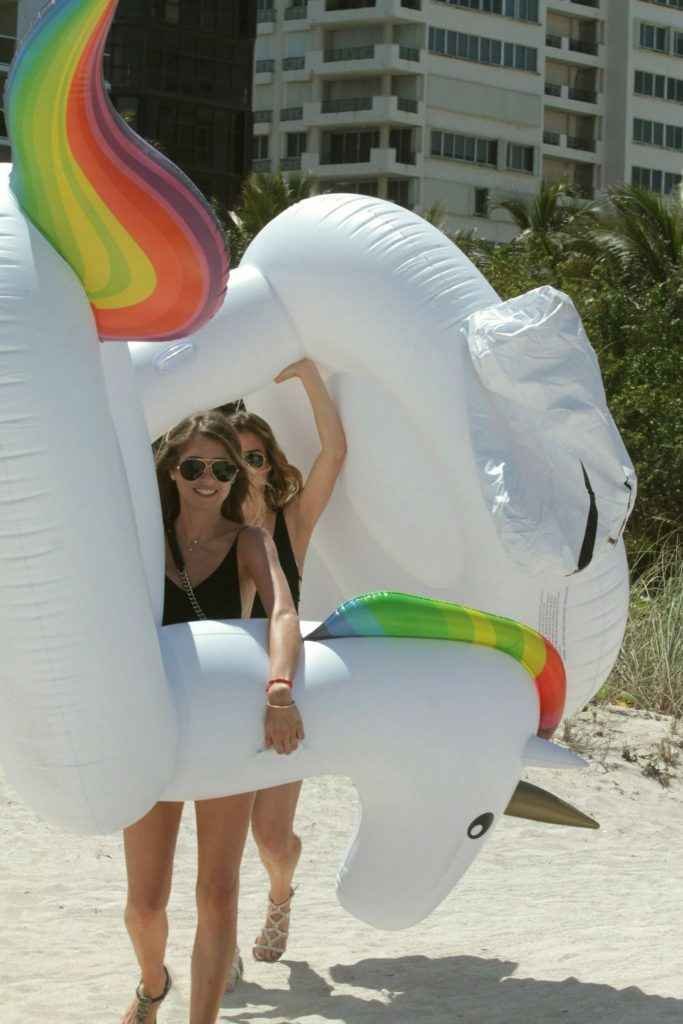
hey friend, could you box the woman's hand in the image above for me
[264,683,305,755]
[274,358,317,385]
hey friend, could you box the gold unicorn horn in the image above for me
[505,780,599,829]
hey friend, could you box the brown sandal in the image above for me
[121,966,171,1024]
[253,889,295,963]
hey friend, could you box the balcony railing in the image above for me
[568,135,596,152]
[280,106,304,120]
[324,45,374,61]
[284,4,308,18]
[0,34,16,64]
[569,38,598,55]
[280,156,303,170]
[399,45,420,61]
[394,149,416,164]
[253,110,273,123]
[545,82,562,96]
[252,159,272,172]
[546,34,562,48]
[322,96,373,112]
[397,97,419,112]
[543,130,561,145]
[257,7,275,22]
[255,59,275,73]
[569,86,597,103]
[283,56,306,69]
[326,0,375,9]
[401,0,422,8]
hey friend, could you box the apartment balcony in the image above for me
[282,55,312,82]
[544,34,602,65]
[544,81,602,112]
[308,0,423,26]
[252,159,272,172]
[542,130,602,163]
[546,0,600,13]
[309,42,424,76]
[280,106,305,122]
[303,145,422,177]
[254,58,275,84]
[283,3,309,27]
[280,156,303,171]
[0,34,16,68]
[256,6,276,34]
[304,94,423,126]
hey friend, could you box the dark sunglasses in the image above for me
[243,451,267,469]
[177,458,239,483]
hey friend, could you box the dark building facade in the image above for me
[105,0,255,211]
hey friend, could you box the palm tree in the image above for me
[492,179,595,238]
[228,171,317,263]
[588,184,683,284]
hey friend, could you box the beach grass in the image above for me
[597,538,683,718]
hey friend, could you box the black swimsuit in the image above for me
[251,508,301,618]
[162,536,243,625]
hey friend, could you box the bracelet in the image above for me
[266,699,297,710]
[266,677,293,693]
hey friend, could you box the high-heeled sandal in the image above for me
[252,888,295,963]
[121,965,171,1024]
[225,945,244,992]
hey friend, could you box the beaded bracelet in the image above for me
[266,677,293,693]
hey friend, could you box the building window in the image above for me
[286,131,307,158]
[164,0,180,25]
[253,135,269,160]
[387,179,411,207]
[322,130,380,164]
[474,187,489,217]
[634,117,683,151]
[507,143,534,172]
[431,129,498,166]
[632,165,682,195]
[640,23,669,54]
[433,0,539,22]
[428,27,536,72]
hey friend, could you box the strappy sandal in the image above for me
[225,945,244,992]
[121,966,171,1024]
[252,888,295,963]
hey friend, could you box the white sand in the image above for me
[1,705,682,1023]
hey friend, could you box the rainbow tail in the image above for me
[307,592,566,739]
[5,0,228,341]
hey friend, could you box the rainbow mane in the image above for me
[307,592,566,739]
[5,0,229,341]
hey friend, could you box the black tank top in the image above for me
[251,508,301,619]
[162,534,243,625]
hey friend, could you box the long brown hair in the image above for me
[155,411,250,526]
[228,410,303,511]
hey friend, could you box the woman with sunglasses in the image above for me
[121,411,302,1024]
[228,357,346,966]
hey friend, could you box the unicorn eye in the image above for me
[467,813,494,840]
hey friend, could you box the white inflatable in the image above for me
[131,195,635,718]
[0,0,635,933]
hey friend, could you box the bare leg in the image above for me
[190,792,255,1024]
[251,781,303,962]
[121,801,183,1023]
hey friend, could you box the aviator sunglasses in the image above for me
[177,457,240,484]
[243,451,268,469]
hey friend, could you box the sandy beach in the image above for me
[1,704,682,1023]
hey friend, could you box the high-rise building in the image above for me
[5,1,256,212]
[252,0,683,240]
[0,0,17,163]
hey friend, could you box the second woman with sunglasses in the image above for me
[227,357,347,967]
[121,410,302,1024]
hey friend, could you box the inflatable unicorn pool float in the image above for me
[0,0,635,930]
